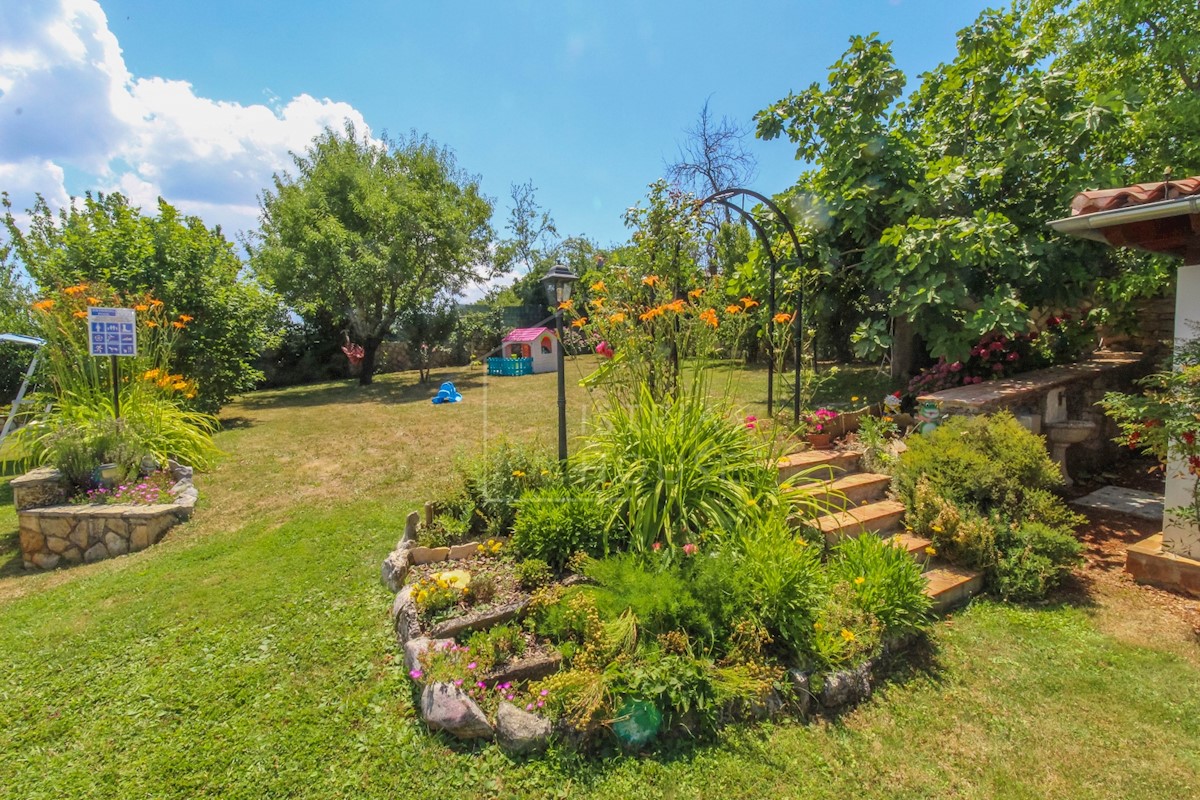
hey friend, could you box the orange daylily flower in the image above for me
[172,321,186,329]
[589,297,604,309]
[608,312,627,324]
[571,317,587,328]
[773,312,794,325]
[688,288,704,300]
[558,299,574,311]
[134,304,149,312]
[178,314,194,322]
[143,369,160,381]
[32,299,54,311]
[642,275,660,287]
[664,299,686,313]
[590,280,606,293]
[725,304,742,315]
[741,296,759,309]
[146,320,158,328]
[73,310,88,319]
[86,296,101,305]
[64,284,88,296]
[699,308,718,328]
[150,299,164,307]
[639,306,665,322]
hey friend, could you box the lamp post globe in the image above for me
[541,264,578,470]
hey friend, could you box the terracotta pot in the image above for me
[806,432,833,450]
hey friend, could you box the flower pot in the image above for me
[806,433,833,450]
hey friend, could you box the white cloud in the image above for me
[0,0,370,240]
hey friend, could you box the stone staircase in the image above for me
[779,449,983,614]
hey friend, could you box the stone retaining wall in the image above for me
[15,464,197,570]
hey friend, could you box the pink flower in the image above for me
[540,689,549,696]
[537,700,545,708]
[949,361,962,372]
[745,415,758,430]
[1006,352,1018,361]
[652,542,662,552]
[453,678,463,686]
[467,662,477,670]
[409,669,422,680]
[683,543,698,556]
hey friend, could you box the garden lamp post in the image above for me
[541,263,578,469]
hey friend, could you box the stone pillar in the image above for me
[1163,263,1200,559]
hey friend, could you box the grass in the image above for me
[0,360,1197,798]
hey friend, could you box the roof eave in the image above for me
[1048,195,1200,241]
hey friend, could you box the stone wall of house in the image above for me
[15,464,197,570]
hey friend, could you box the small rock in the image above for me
[409,546,450,565]
[30,551,60,570]
[44,535,70,555]
[393,586,422,644]
[428,599,528,640]
[421,682,493,739]
[819,660,873,709]
[380,549,410,593]
[495,701,551,755]
[789,669,813,717]
[83,542,108,563]
[104,531,129,557]
[485,652,562,685]
[404,637,454,674]
[447,543,479,560]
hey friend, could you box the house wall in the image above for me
[531,335,557,374]
[1164,263,1200,559]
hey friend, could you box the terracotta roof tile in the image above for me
[1071,176,1200,216]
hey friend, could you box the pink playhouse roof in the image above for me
[503,327,554,343]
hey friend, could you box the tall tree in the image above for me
[666,99,757,206]
[3,191,280,411]
[252,123,494,385]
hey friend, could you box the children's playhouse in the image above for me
[488,327,559,376]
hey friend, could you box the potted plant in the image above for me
[801,407,839,449]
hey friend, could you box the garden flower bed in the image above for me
[14,462,198,570]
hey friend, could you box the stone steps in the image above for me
[781,443,983,614]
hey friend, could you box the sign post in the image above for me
[87,307,137,418]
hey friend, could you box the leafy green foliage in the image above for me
[514,558,553,591]
[458,438,557,538]
[510,485,610,569]
[993,521,1084,601]
[829,533,932,636]
[893,412,1062,512]
[576,381,781,553]
[3,191,279,412]
[252,123,494,385]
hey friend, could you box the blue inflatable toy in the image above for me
[431,381,463,404]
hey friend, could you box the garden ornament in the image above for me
[915,400,941,435]
[431,382,463,404]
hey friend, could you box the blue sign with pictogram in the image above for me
[87,307,137,357]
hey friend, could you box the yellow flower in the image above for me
[931,524,943,533]
[134,304,149,312]
[512,470,526,478]
[813,621,824,631]
[772,312,794,325]
[854,576,865,586]
[608,312,627,324]
[172,381,188,391]
[699,308,718,329]
[851,396,860,402]
[540,469,550,476]
[725,304,742,315]
[740,296,759,309]
[925,545,938,557]
[841,628,856,642]
[794,538,807,547]
[687,287,704,299]
[142,369,160,381]
[571,317,587,328]
[642,275,660,287]
[590,280,606,293]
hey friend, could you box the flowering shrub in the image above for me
[800,407,838,435]
[411,572,468,618]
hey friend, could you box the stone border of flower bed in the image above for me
[378,510,908,749]
[15,462,198,570]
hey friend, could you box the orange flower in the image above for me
[178,314,194,323]
[172,381,188,391]
[172,321,186,329]
[558,299,574,311]
[639,306,664,322]
[86,296,101,305]
[642,275,659,287]
[32,299,54,311]
[146,320,159,328]
[589,297,604,309]
[142,369,160,381]
[700,308,718,328]
[571,317,587,328]
[134,304,149,312]
[741,296,759,309]
[73,310,88,319]
[608,312,627,324]
[590,280,606,293]
[725,304,742,315]
[64,284,88,296]
[664,299,686,313]
[688,288,704,300]
[773,312,794,325]
[150,299,164,307]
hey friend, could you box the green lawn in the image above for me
[0,362,1197,799]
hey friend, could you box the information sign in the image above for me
[87,307,137,357]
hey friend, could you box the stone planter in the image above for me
[15,463,198,570]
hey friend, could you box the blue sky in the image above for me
[2,0,996,296]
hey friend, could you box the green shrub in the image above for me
[418,512,471,548]
[515,558,553,591]
[465,624,526,668]
[511,485,611,569]
[583,554,723,648]
[829,533,932,636]
[466,573,497,605]
[909,476,999,571]
[893,411,1062,512]
[993,521,1083,601]
[459,439,558,538]
[575,381,781,553]
[807,583,883,671]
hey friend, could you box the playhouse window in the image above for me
[540,336,552,354]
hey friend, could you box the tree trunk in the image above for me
[890,316,918,382]
[359,336,382,385]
